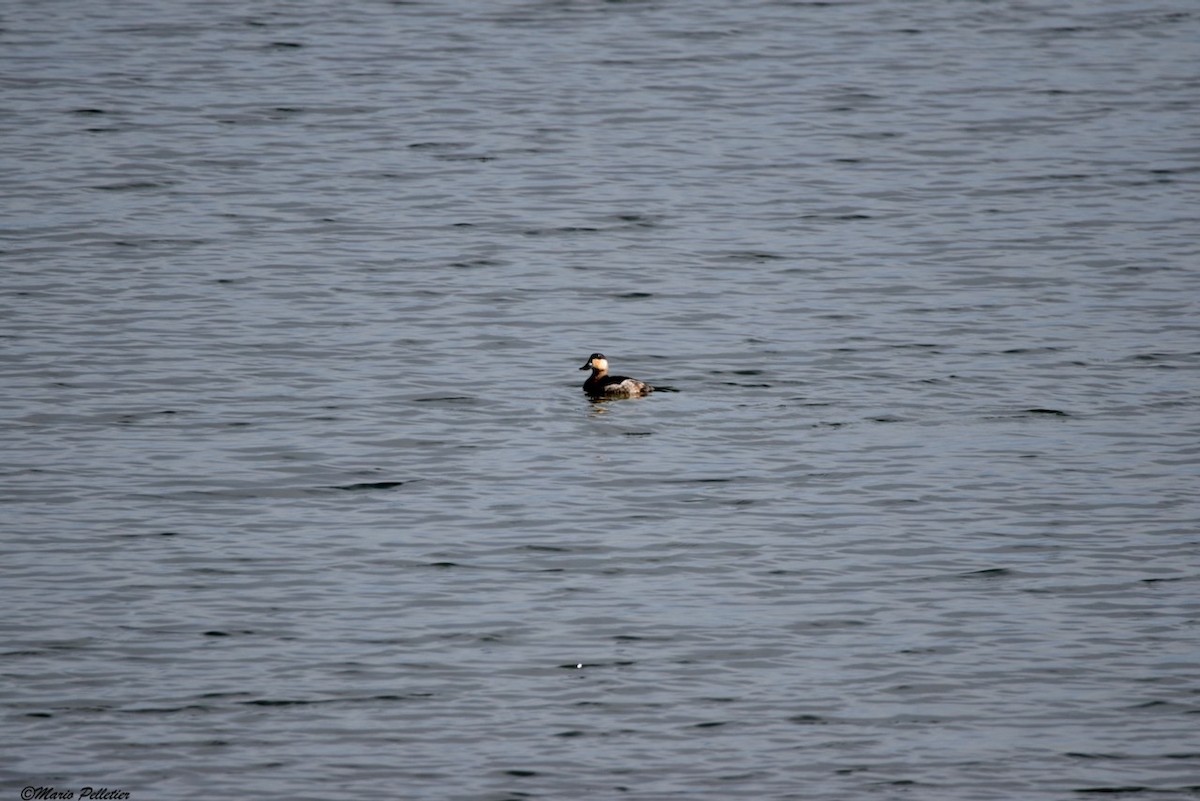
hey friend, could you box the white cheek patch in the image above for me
[594,358,609,371]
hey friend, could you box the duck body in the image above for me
[580,353,653,398]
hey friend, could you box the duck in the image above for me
[579,353,653,398]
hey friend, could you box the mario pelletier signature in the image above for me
[22,789,129,801]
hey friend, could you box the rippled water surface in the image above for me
[4,1,1199,799]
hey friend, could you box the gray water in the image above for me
[3,1,1199,799]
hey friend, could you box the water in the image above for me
[3,1,1198,799]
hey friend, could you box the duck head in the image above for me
[580,353,608,372]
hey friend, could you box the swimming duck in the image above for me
[580,353,653,398]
